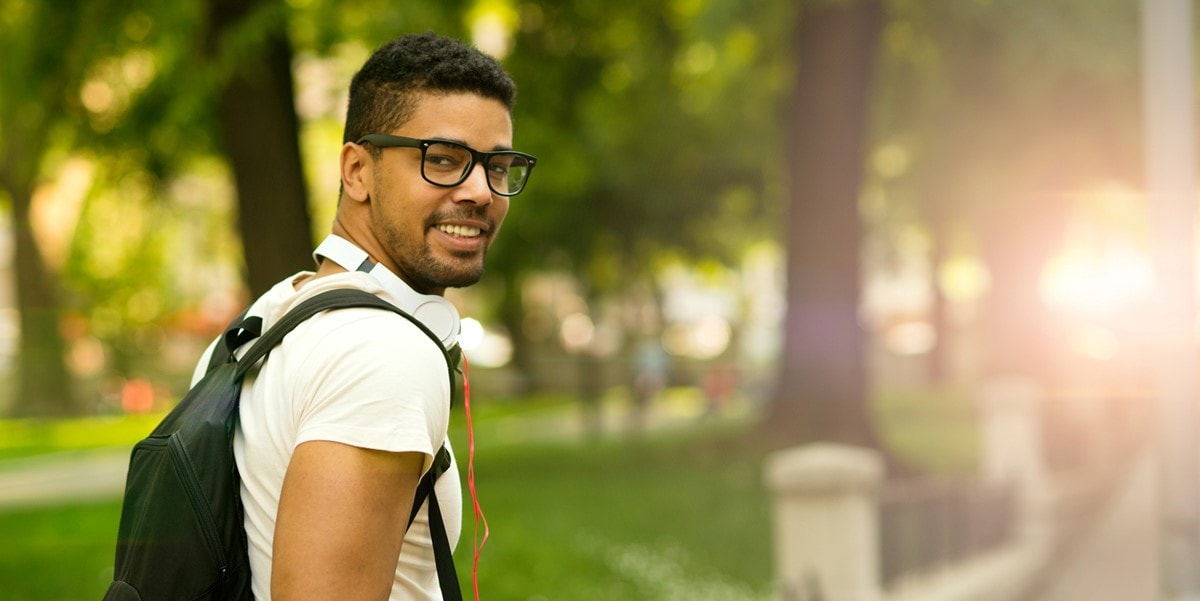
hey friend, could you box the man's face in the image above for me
[367,92,513,294]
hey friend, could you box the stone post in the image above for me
[977,376,1050,540]
[764,443,884,601]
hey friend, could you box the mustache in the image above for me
[427,207,496,230]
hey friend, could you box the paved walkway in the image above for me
[1028,448,1159,601]
[0,395,734,510]
[0,448,130,509]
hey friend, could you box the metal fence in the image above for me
[879,478,1016,588]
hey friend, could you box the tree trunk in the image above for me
[4,178,79,416]
[0,68,80,416]
[206,0,314,297]
[763,0,883,448]
[498,268,537,394]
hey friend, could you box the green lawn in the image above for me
[0,413,165,461]
[0,498,124,601]
[0,413,777,600]
[0,385,977,600]
[470,424,774,600]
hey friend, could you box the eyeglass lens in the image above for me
[423,142,532,195]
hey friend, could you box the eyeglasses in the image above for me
[356,134,537,197]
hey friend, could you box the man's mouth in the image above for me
[436,224,482,238]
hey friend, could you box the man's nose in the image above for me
[454,162,493,203]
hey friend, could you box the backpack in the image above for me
[103,288,462,600]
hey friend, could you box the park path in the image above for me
[0,448,131,509]
[0,395,722,510]
[1027,447,1159,601]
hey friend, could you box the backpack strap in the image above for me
[408,445,452,529]
[226,287,463,598]
[206,310,260,373]
[427,475,464,600]
[233,289,452,379]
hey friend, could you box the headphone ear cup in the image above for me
[412,298,460,349]
[367,262,460,349]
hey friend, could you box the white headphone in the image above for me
[313,235,460,349]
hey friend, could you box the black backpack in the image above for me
[103,288,462,600]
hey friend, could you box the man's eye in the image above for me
[426,154,463,167]
[425,156,468,177]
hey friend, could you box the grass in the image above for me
[0,413,165,461]
[467,423,775,600]
[0,498,123,601]
[0,416,774,601]
[0,384,978,600]
[874,385,980,475]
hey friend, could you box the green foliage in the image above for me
[492,0,794,292]
[59,155,239,386]
[872,0,1141,223]
[0,0,207,177]
[291,0,468,52]
[1,0,1149,419]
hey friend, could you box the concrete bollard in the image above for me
[977,376,1049,541]
[764,443,885,601]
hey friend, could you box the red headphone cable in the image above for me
[462,355,488,600]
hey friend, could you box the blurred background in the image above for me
[0,0,1186,599]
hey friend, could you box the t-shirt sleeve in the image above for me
[288,310,451,460]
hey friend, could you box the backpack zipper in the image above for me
[168,434,231,582]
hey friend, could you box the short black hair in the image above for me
[342,32,517,145]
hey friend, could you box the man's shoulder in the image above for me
[245,271,449,369]
[289,302,448,374]
[301,302,438,345]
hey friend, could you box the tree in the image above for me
[0,0,129,415]
[763,0,884,447]
[0,0,322,414]
[490,1,790,391]
[878,0,1139,389]
[204,0,313,296]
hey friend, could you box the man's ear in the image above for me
[340,142,373,203]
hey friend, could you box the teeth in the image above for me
[437,224,481,237]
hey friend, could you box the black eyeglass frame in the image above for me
[356,133,537,197]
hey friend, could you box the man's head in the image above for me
[336,33,529,296]
[343,32,517,147]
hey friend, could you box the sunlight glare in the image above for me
[1067,324,1120,361]
[459,317,485,351]
[938,254,990,303]
[1040,245,1153,315]
[468,1,518,59]
[459,318,513,367]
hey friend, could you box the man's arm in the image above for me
[272,440,426,600]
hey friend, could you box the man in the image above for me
[194,32,535,599]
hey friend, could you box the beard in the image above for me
[371,196,493,293]
[409,243,488,290]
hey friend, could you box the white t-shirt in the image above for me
[192,272,462,600]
